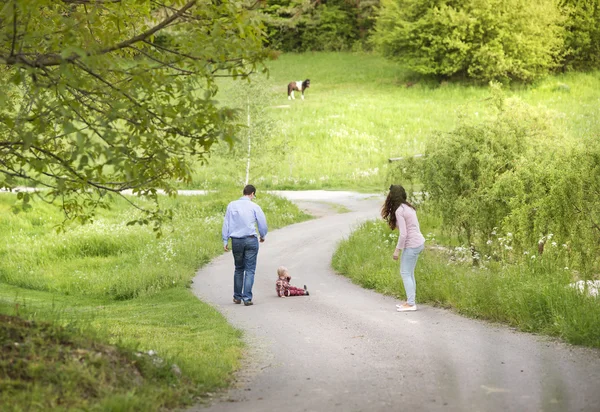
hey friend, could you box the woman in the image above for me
[381,185,425,312]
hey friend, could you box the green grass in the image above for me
[189,52,600,191]
[1,312,193,411]
[0,191,309,299]
[332,219,600,348]
[0,191,311,410]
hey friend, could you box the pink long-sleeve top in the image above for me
[395,204,426,250]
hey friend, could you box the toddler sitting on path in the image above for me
[276,266,309,297]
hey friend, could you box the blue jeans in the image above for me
[231,236,259,302]
[400,243,424,306]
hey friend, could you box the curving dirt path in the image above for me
[189,191,600,412]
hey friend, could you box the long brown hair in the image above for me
[381,185,415,230]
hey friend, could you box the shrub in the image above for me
[372,0,565,82]
[391,83,600,275]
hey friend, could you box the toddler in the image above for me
[276,266,309,297]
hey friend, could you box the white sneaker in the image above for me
[396,304,417,312]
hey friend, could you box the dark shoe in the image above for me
[233,298,241,304]
[304,285,309,296]
[243,300,253,306]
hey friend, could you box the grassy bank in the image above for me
[0,191,311,411]
[190,52,600,190]
[1,313,192,411]
[332,219,600,348]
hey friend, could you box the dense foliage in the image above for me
[262,0,378,51]
[392,84,600,275]
[0,0,271,228]
[561,0,600,70]
[264,0,599,80]
[371,0,565,82]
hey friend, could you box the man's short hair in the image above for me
[243,184,256,196]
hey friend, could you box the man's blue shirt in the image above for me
[222,197,268,246]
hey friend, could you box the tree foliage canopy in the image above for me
[0,0,271,229]
[262,0,379,51]
[372,0,565,82]
[560,0,600,70]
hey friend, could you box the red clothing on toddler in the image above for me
[276,276,307,297]
[286,286,306,296]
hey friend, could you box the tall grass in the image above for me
[0,190,311,410]
[189,52,600,190]
[332,219,600,348]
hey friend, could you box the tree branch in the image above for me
[128,45,194,75]
[61,0,122,4]
[3,1,197,67]
[71,59,211,142]
[98,0,196,55]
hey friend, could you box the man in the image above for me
[222,184,268,306]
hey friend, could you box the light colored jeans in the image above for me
[400,243,425,306]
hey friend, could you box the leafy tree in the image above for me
[262,0,378,51]
[0,0,272,230]
[350,0,380,43]
[560,0,600,70]
[372,0,565,82]
[261,0,315,51]
[300,4,358,51]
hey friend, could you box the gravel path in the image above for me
[189,191,600,412]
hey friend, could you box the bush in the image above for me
[372,0,565,82]
[391,83,600,275]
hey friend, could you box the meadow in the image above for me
[191,52,600,190]
[0,191,311,410]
